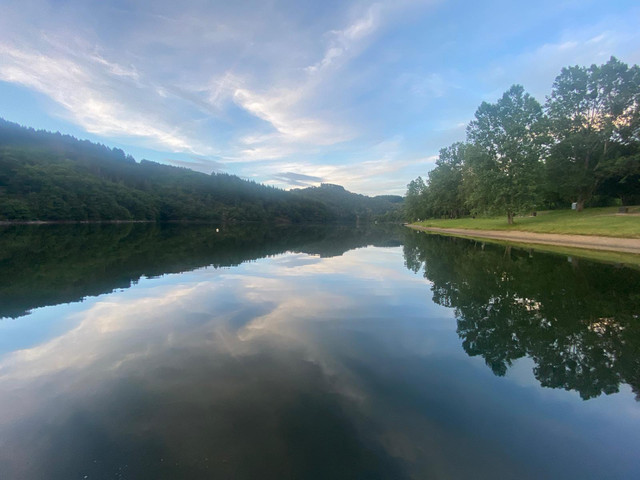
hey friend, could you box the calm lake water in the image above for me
[1,224,639,479]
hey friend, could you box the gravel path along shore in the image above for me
[407,225,640,255]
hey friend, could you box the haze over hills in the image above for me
[0,118,402,223]
[292,183,403,222]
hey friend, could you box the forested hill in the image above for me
[292,184,403,222]
[0,118,402,223]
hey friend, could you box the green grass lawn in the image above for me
[412,206,640,238]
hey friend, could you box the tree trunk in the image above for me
[507,211,514,224]
[576,199,585,212]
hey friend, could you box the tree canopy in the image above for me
[0,119,402,223]
[546,57,640,210]
[406,57,640,222]
[466,85,546,223]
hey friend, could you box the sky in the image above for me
[0,0,639,195]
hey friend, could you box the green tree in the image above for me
[404,176,429,221]
[459,143,495,216]
[426,142,467,218]
[545,57,640,210]
[466,85,547,224]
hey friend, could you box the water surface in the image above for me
[1,225,639,479]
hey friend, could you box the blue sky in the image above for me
[1,0,639,195]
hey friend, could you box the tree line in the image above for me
[0,118,402,223]
[406,57,640,224]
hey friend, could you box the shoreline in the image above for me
[406,225,640,255]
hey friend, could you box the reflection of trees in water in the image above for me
[403,231,640,400]
[0,223,403,319]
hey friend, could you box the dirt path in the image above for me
[406,225,640,255]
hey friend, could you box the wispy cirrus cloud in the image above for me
[0,0,639,194]
[0,41,203,153]
[0,1,409,166]
[229,3,388,149]
[306,3,380,75]
[248,136,433,195]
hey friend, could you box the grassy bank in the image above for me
[411,228,640,268]
[412,206,640,238]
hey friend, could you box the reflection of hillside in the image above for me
[0,224,403,319]
[403,231,640,400]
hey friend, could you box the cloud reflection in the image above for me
[1,247,639,479]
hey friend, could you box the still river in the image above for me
[0,224,639,479]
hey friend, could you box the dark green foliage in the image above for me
[0,119,400,223]
[292,183,403,222]
[426,142,467,219]
[466,85,547,223]
[406,57,640,222]
[405,148,467,222]
[404,177,429,222]
[546,57,640,210]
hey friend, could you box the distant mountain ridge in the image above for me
[0,118,403,223]
[292,183,403,222]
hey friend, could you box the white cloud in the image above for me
[237,135,431,195]
[0,0,637,195]
[0,42,203,152]
[306,4,380,74]
[227,5,388,149]
[0,0,446,194]
[233,87,349,143]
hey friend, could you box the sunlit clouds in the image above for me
[0,0,639,194]
[0,41,205,153]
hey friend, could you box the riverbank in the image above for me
[407,224,640,259]
[412,206,640,238]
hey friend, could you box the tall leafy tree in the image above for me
[466,85,547,224]
[404,176,429,221]
[426,142,467,218]
[545,57,640,210]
